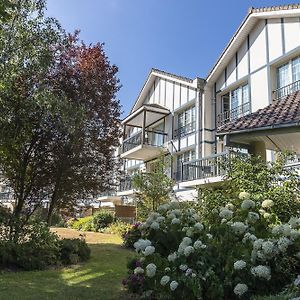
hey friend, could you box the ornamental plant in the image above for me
[123,193,300,299]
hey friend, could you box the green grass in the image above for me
[0,232,135,300]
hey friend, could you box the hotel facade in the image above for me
[98,5,300,205]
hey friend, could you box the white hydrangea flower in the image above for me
[167,212,176,219]
[158,203,169,213]
[243,232,257,244]
[247,212,260,223]
[192,213,201,221]
[185,268,193,276]
[150,221,160,230]
[146,263,157,278]
[178,236,193,254]
[241,199,255,210]
[225,203,235,210]
[143,245,155,256]
[259,209,266,215]
[251,265,271,280]
[263,212,271,219]
[171,209,181,217]
[186,228,194,237]
[253,239,264,251]
[234,260,246,270]
[206,233,213,239]
[262,241,274,255]
[184,246,195,257]
[171,218,180,225]
[239,192,251,200]
[261,199,274,209]
[160,275,170,286]
[133,239,152,251]
[170,280,179,291]
[182,237,192,245]
[165,267,171,272]
[295,252,300,259]
[277,237,292,253]
[134,267,144,275]
[289,217,300,229]
[167,252,177,262]
[179,264,188,271]
[191,273,196,278]
[290,229,300,240]
[194,222,204,231]
[231,222,248,235]
[193,240,207,250]
[234,283,248,296]
[169,201,180,209]
[282,224,292,236]
[219,207,233,220]
[156,216,165,223]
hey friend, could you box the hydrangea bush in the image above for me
[123,192,300,299]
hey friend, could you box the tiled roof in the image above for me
[217,91,300,135]
[249,4,300,13]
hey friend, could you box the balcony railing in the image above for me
[273,80,300,100]
[121,130,167,154]
[119,176,133,192]
[217,102,250,126]
[174,122,196,139]
[181,151,234,182]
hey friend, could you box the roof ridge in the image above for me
[249,3,300,14]
[151,68,194,83]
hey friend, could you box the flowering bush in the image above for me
[123,193,300,299]
[122,223,142,249]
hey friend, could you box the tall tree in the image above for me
[45,36,121,224]
[0,0,65,223]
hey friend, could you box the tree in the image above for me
[45,36,121,224]
[132,156,174,219]
[0,0,65,225]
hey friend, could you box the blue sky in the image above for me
[46,0,294,116]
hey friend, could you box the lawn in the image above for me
[0,228,135,300]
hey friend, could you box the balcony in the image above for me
[273,80,300,100]
[117,176,134,196]
[179,151,234,187]
[217,102,250,127]
[121,104,170,160]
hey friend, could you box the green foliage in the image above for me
[124,192,300,299]
[71,216,94,231]
[0,221,60,270]
[92,211,114,232]
[59,238,91,265]
[105,221,133,236]
[122,223,142,249]
[132,156,174,220]
[198,153,300,223]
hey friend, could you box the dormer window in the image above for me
[275,55,300,99]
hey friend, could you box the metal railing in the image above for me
[174,122,196,139]
[121,130,167,154]
[273,80,300,100]
[181,151,233,182]
[119,176,133,192]
[217,102,250,126]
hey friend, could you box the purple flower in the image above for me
[135,260,141,267]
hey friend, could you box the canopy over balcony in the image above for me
[122,104,170,128]
[217,91,300,157]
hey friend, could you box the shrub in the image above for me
[92,211,114,232]
[106,221,132,236]
[123,195,300,299]
[71,216,93,231]
[0,221,60,270]
[59,238,91,265]
[122,223,142,249]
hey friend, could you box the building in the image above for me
[100,5,300,205]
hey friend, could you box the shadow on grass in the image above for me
[0,243,135,300]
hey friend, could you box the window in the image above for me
[220,84,250,124]
[175,106,196,138]
[276,55,300,98]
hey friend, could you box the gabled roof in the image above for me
[130,68,204,113]
[206,4,300,84]
[217,91,300,135]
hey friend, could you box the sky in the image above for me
[46,0,295,117]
